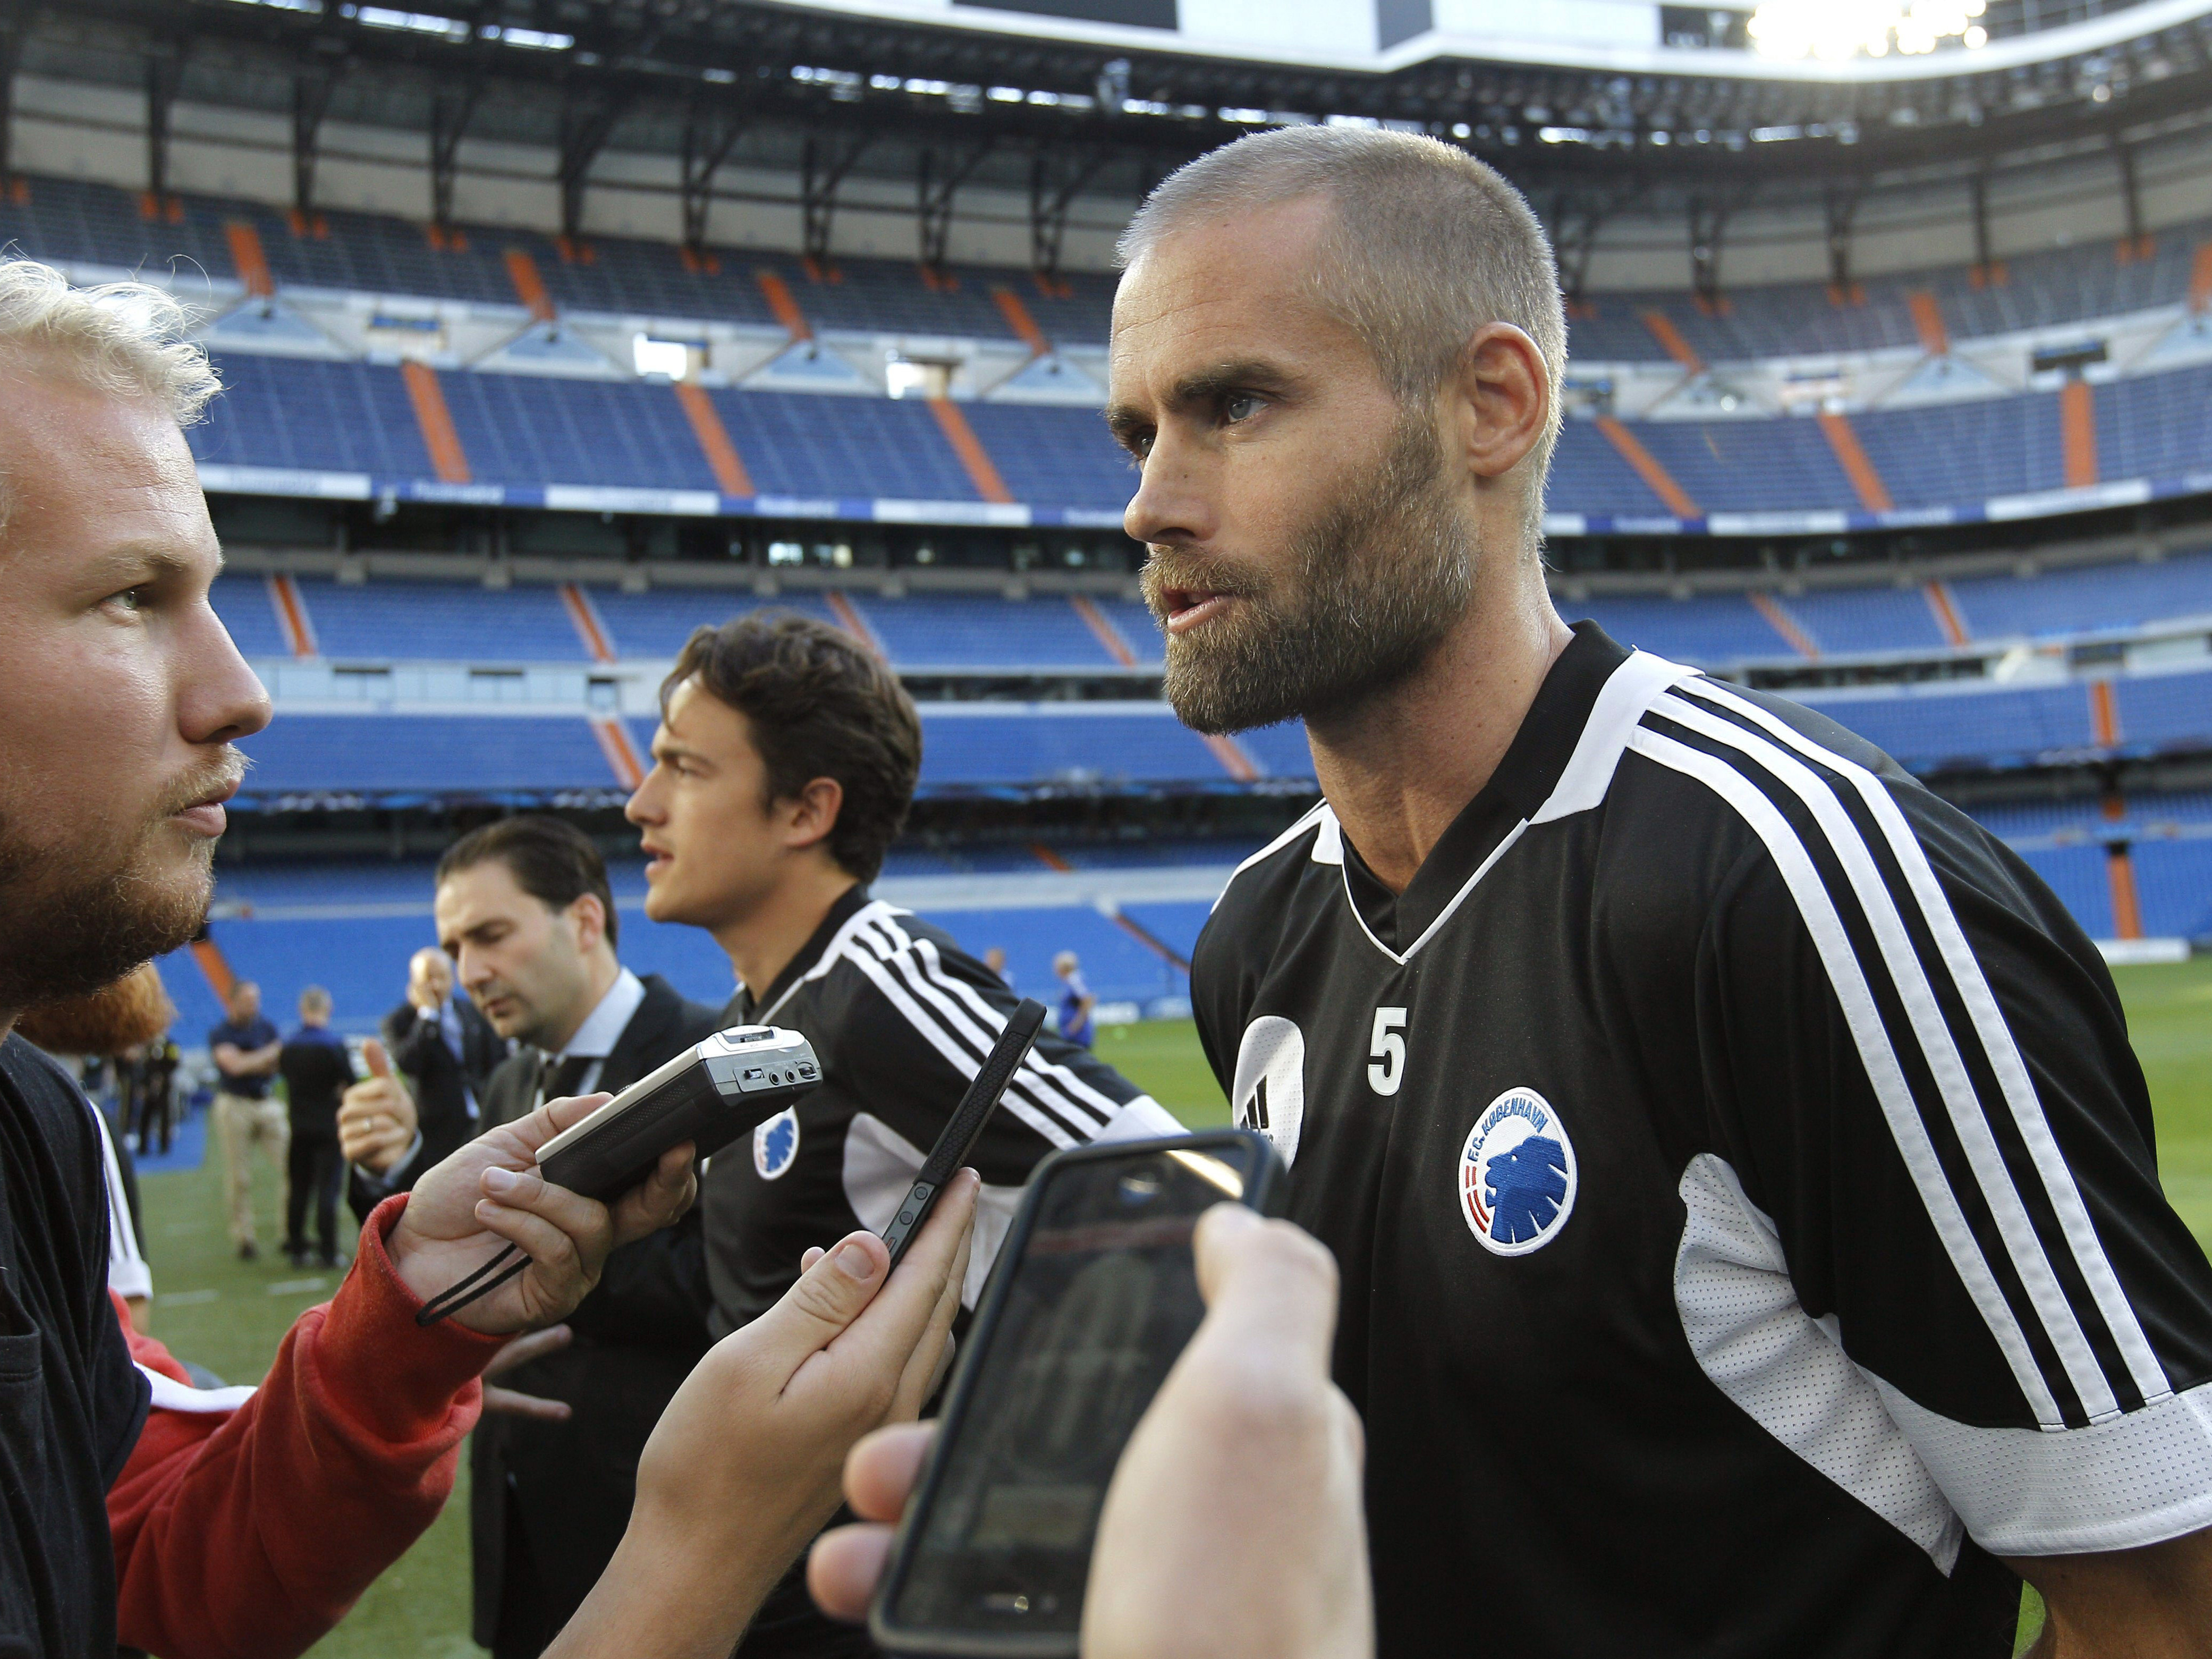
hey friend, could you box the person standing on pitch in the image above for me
[347,946,506,1222]
[625,611,1183,1659]
[208,979,285,1260]
[1053,950,1096,1047]
[276,986,353,1268]
[1112,126,2212,1656]
[344,815,723,1659]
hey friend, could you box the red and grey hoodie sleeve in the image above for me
[108,1194,504,1659]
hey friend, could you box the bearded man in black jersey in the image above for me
[1107,125,2212,1657]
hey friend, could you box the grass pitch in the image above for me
[130,969,2209,1657]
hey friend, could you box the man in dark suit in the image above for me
[342,815,722,1659]
[342,946,508,1224]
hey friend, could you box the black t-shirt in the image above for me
[1194,623,2212,1658]
[209,1017,281,1099]
[278,1027,356,1137]
[0,1035,152,1659]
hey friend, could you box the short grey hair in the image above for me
[1118,128,1567,528]
[0,257,221,426]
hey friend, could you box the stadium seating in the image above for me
[1566,226,2211,367]
[296,577,590,663]
[236,713,618,798]
[2011,844,2117,939]
[846,592,1124,671]
[20,170,2212,528]
[1948,550,2212,640]
[1798,681,2099,768]
[1778,586,1950,655]
[2133,839,2212,939]
[14,172,2201,370]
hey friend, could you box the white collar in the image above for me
[557,968,646,1061]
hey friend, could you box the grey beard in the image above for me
[0,821,214,1012]
[1149,417,1476,736]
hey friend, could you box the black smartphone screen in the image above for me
[879,1135,1274,1652]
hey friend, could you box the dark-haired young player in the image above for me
[1112,126,2212,1656]
[625,611,1182,1657]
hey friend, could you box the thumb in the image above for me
[362,1039,393,1080]
[747,1231,891,1369]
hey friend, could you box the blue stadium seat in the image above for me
[959,402,1132,510]
[1850,393,2066,507]
[1806,682,2097,769]
[210,573,291,658]
[194,354,435,478]
[1628,418,1860,515]
[2131,840,2212,939]
[1569,595,1792,664]
[1549,420,1671,517]
[1785,587,1950,655]
[238,713,616,795]
[1090,599,1165,667]
[1234,724,1316,780]
[584,589,840,659]
[2013,845,2115,938]
[918,709,1234,788]
[295,578,589,663]
[850,593,1121,671]
[1948,547,2212,640]
[924,905,1184,1009]
[2111,668,2212,751]
[441,373,721,493]
[710,388,979,501]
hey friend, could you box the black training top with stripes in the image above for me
[1193,621,2212,1659]
[699,884,1177,1341]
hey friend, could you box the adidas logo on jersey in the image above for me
[1230,1015,1306,1166]
[1459,1087,1578,1256]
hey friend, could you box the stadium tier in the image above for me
[9,171,2201,368]
[180,345,2212,529]
[210,546,2212,675]
[159,773,2212,1046]
[10,172,2212,531]
[1563,231,2212,365]
[222,666,2212,800]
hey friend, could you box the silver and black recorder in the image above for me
[535,1025,821,1204]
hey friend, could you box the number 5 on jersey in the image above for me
[1368,1008,1408,1097]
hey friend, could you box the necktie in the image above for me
[538,1052,596,1108]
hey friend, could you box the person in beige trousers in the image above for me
[209,979,287,1259]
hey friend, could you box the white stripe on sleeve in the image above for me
[1652,689,2124,1423]
[1627,723,2064,1427]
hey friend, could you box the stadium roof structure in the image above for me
[19,0,2212,292]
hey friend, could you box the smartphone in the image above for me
[880,998,1047,1272]
[871,1130,1287,1658]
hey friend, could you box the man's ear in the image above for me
[1449,321,1550,485]
[566,891,610,955]
[782,776,845,857]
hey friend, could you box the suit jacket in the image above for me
[348,994,507,1223]
[470,974,724,1656]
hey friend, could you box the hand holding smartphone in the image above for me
[880,997,1047,1271]
[869,1129,1289,1657]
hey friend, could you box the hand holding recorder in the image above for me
[385,1087,697,1335]
[543,1167,980,1659]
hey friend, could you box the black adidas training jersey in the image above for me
[1193,623,2212,1658]
[704,884,1181,1338]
